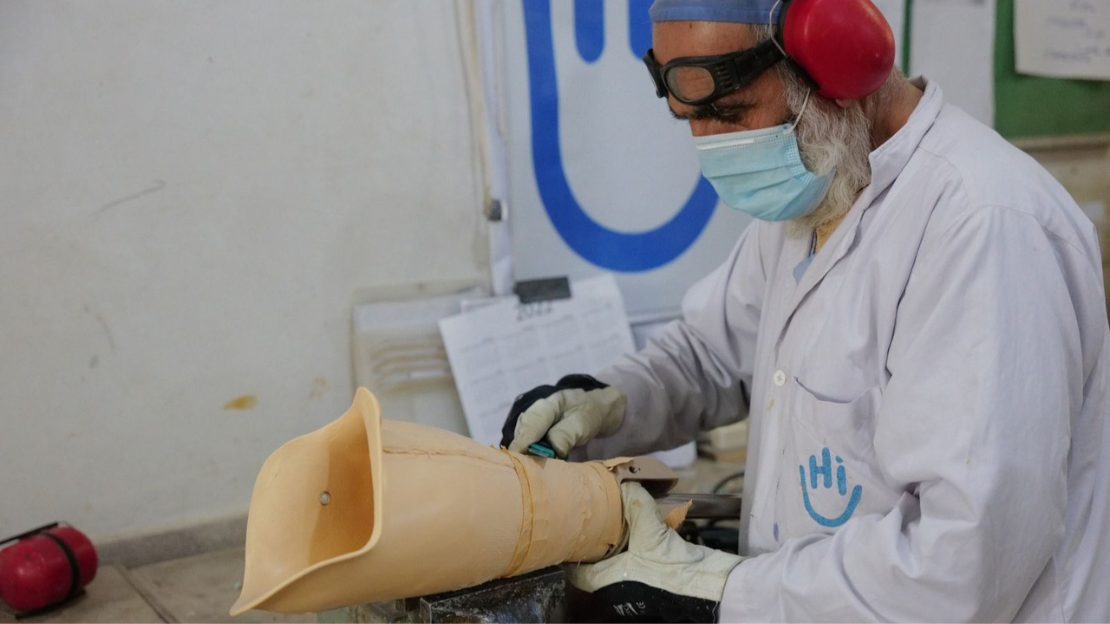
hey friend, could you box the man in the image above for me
[503,0,1110,621]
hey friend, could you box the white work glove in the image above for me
[500,374,626,457]
[564,482,744,622]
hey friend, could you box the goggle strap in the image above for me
[731,40,787,88]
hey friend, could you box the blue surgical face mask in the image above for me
[693,92,832,221]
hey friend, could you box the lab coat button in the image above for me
[773,370,787,387]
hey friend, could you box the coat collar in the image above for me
[772,78,945,341]
[867,77,943,203]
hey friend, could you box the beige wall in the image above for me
[1024,139,1110,209]
[0,1,489,541]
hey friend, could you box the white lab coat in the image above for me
[582,79,1110,621]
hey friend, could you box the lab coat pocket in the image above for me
[783,383,886,533]
[790,379,880,448]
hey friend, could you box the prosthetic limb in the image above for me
[230,388,681,615]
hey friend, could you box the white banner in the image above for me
[498,0,753,318]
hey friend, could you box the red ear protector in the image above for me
[775,0,897,100]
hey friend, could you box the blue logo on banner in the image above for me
[522,0,720,272]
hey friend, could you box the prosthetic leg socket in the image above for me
[231,388,680,615]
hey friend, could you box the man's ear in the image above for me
[834,98,854,109]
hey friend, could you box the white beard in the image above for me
[785,95,875,237]
[747,24,879,237]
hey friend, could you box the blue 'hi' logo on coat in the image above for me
[799,447,863,527]
[522,0,720,272]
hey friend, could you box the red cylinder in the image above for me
[0,525,98,613]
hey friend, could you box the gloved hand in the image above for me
[564,482,744,623]
[500,374,626,457]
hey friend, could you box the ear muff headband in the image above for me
[774,0,896,100]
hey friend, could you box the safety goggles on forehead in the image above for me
[642,39,787,106]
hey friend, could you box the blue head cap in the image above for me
[649,0,781,24]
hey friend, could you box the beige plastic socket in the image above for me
[230,388,681,615]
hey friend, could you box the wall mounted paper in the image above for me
[1015,0,1110,81]
[439,274,636,446]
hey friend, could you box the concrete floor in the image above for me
[1,548,313,624]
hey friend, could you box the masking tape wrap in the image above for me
[231,388,668,615]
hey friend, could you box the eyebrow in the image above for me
[669,98,757,122]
